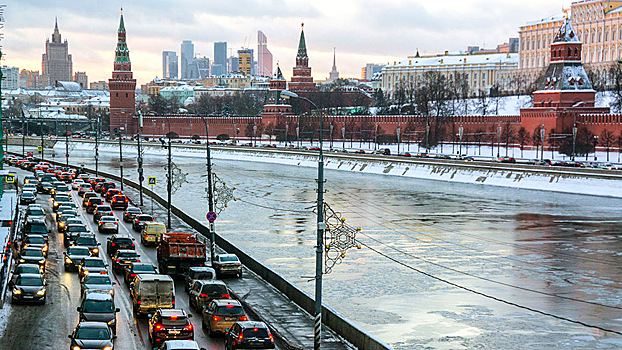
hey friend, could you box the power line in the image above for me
[357,240,622,336]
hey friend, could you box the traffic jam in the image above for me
[6,155,276,350]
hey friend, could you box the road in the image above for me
[0,166,229,350]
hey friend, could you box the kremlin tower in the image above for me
[288,24,317,92]
[109,9,137,134]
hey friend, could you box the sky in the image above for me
[2,0,567,86]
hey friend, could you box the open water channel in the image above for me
[49,145,622,349]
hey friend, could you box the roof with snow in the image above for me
[386,52,517,69]
[524,13,565,26]
[553,17,580,43]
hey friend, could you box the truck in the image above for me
[156,232,207,275]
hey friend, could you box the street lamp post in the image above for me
[281,90,324,350]
[200,117,216,263]
[593,135,599,161]
[118,127,124,191]
[21,117,25,156]
[166,137,172,229]
[572,124,577,161]
[65,123,69,166]
[95,115,100,177]
[39,122,44,161]
[137,113,144,206]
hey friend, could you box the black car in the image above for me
[77,291,120,334]
[225,321,274,350]
[106,234,135,256]
[132,214,154,231]
[68,321,115,350]
[21,234,49,257]
[123,207,142,223]
[188,280,230,311]
[10,273,46,304]
[93,205,113,224]
[64,224,89,248]
[85,197,103,214]
[73,233,101,256]
[64,246,92,272]
[123,262,157,287]
[19,247,46,268]
[80,273,115,296]
[20,191,36,205]
[52,195,72,212]
[148,309,194,347]
[78,257,109,279]
[112,249,140,271]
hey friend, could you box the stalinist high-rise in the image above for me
[42,18,73,87]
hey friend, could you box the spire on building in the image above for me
[114,10,130,64]
[119,8,126,33]
[275,63,284,80]
[52,17,61,43]
[297,23,308,60]
[329,47,339,82]
[332,47,337,70]
[553,16,579,43]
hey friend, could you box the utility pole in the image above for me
[572,123,577,161]
[166,138,172,229]
[200,117,216,263]
[40,127,44,162]
[65,124,69,166]
[137,113,144,206]
[21,117,25,156]
[95,115,100,177]
[118,127,124,191]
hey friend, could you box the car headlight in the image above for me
[107,319,115,326]
[103,346,112,350]
[73,346,82,350]
[59,222,65,227]
[65,258,72,264]
[42,246,48,252]
[109,289,114,295]
[19,259,25,263]
[13,289,21,295]
[92,248,99,254]
[83,270,90,276]
[39,259,45,265]
[37,289,46,296]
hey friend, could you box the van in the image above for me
[130,274,175,317]
[141,221,166,246]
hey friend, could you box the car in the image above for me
[123,262,157,287]
[21,234,49,257]
[131,274,175,317]
[78,183,93,196]
[202,299,247,337]
[72,179,85,190]
[23,175,37,184]
[133,214,154,231]
[52,195,72,211]
[23,183,38,194]
[81,273,115,296]
[100,182,117,195]
[188,280,230,311]
[59,172,73,183]
[104,189,121,202]
[11,263,44,285]
[123,207,142,222]
[98,216,119,234]
[19,247,46,268]
[83,191,98,207]
[57,213,76,232]
[224,321,274,350]
[112,249,140,271]
[10,273,46,304]
[89,177,106,188]
[93,205,114,224]
[77,291,120,334]
[86,197,104,214]
[68,321,116,350]
[64,246,92,272]
[184,267,216,292]
[158,340,202,350]
[73,232,101,256]
[110,194,129,210]
[148,309,194,346]
[213,254,243,278]
[78,257,109,279]
[24,206,46,220]
[51,184,71,197]
[106,234,135,256]
[64,224,90,248]
[20,191,36,205]
[57,208,77,222]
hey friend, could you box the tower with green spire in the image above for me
[109,8,137,134]
[289,23,316,92]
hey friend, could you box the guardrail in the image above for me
[10,151,392,350]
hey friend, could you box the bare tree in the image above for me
[517,127,529,158]
[616,131,622,163]
[502,121,516,157]
[601,129,615,162]
[476,89,490,116]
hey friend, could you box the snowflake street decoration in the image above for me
[322,203,361,274]
[212,173,236,215]
[165,162,189,194]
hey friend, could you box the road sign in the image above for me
[148,177,157,186]
[5,175,15,184]
[37,146,42,151]
[206,211,217,222]
[65,153,69,158]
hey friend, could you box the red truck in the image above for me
[156,232,207,275]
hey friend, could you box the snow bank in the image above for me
[59,141,622,198]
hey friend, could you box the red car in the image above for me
[111,194,129,210]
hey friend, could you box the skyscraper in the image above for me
[42,18,73,87]
[180,40,194,79]
[109,10,136,134]
[328,47,339,82]
[214,42,227,70]
[162,51,178,79]
[257,30,273,77]
[238,49,252,75]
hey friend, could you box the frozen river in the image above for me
[49,145,622,349]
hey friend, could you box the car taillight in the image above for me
[239,316,248,321]
[222,293,230,299]
[154,324,163,331]
[184,323,193,331]
[125,198,128,202]
[136,259,140,263]
[239,332,243,340]
[131,244,135,247]
[199,293,208,298]
[137,300,141,305]
[130,273,136,278]
[172,296,175,306]
[269,333,273,341]
[111,243,115,246]
[116,259,120,263]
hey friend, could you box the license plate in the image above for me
[23,295,33,299]
[169,330,180,335]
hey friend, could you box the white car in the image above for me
[71,179,84,190]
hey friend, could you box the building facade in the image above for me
[162,51,178,79]
[257,31,273,77]
[42,19,73,87]
[288,24,317,92]
[1,66,19,90]
[181,40,194,79]
[214,42,228,74]
[328,47,340,82]
[19,70,44,89]
[90,81,109,90]
[361,63,384,81]
[381,52,518,98]
[108,11,137,134]
[238,49,252,75]
[73,71,88,89]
